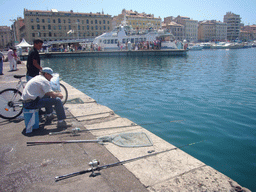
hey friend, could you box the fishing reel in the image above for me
[71,127,81,136]
[89,159,100,177]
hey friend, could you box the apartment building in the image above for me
[10,17,25,44]
[164,15,198,42]
[240,25,256,41]
[162,22,184,41]
[113,9,161,30]
[223,12,241,41]
[198,20,227,42]
[0,26,12,49]
[24,9,112,43]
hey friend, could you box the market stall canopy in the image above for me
[16,38,33,48]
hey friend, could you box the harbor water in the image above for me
[42,48,256,191]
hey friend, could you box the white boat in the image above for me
[93,19,183,50]
[187,43,203,50]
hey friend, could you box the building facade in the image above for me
[164,15,198,42]
[223,12,241,41]
[240,25,256,41]
[162,22,184,41]
[113,9,161,30]
[24,9,112,43]
[198,20,227,42]
[0,26,12,49]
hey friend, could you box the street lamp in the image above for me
[9,19,17,44]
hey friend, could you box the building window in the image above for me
[43,26,45,30]
[31,26,34,30]
[99,21,101,24]
[36,18,39,23]
[91,20,93,24]
[77,19,80,23]
[37,25,40,30]
[87,19,89,24]
[48,18,50,23]
[69,25,71,30]
[48,25,51,30]
[59,25,61,30]
[104,26,106,30]
[68,19,71,23]
[95,20,97,24]
[54,26,56,30]
[107,21,109,24]
[87,25,89,30]
[58,18,61,23]
[42,19,45,23]
[78,25,80,30]
[49,32,52,37]
[53,19,55,23]
[38,32,41,37]
[103,20,105,24]
[64,20,66,23]
[31,19,33,23]
[91,26,93,30]
[95,26,98,30]
[32,33,35,37]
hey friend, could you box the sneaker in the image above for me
[57,121,72,129]
[45,113,56,124]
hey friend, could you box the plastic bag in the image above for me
[50,73,61,92]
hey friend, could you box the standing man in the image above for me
[22,67,71,128]
[0,50,4,75]
[7,47,17,71]
[26,39,43,81]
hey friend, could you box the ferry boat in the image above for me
[93,18,183,50]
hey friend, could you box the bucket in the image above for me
[23,108,39,133]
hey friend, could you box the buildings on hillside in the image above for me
[113,9,161,30]
[1,9,255,49]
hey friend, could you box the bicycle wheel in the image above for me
[59,83,68,105]
[0,89,23,119]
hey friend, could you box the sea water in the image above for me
[42,48,256,191]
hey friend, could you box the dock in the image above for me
[19,49,187,60]
[0,61,250,191]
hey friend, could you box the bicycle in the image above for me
[0,75,68,119]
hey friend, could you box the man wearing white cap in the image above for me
[22,67,70,128]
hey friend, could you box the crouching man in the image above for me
[22,67,70,128]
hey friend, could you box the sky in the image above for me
[1,0,256,27]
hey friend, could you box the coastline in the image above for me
[0,61,250,191]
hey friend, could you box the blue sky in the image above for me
[1,0,255,26]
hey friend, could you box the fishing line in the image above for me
[49,119,185,135]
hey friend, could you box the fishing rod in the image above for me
[55,140,205,182]
[49,119,185,136]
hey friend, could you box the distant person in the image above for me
[0,51,4,75]
[7,47,17,71]
[26,39,43,81]
[22,67,71,128]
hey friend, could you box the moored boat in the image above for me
[93,18,184,50]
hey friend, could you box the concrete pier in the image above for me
[19,49,187,61]
[0,61,250,191]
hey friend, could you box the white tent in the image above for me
[16,38,33,48]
